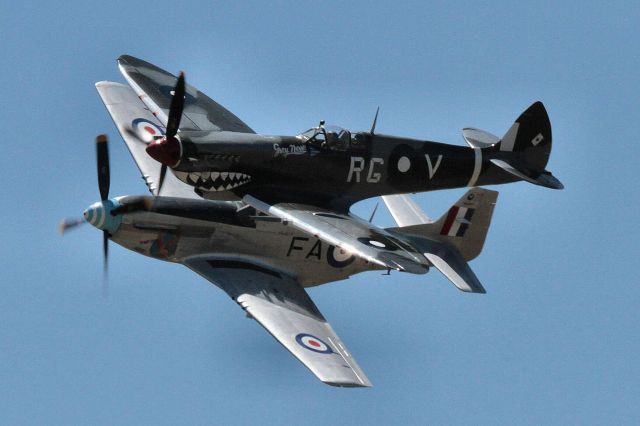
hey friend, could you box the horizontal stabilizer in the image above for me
[412,238,486,294]
[490,158,564,190]
[462,127,499,148]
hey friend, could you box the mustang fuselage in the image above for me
[86,196,380,287]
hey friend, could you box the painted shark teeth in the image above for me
[176,170,251,192]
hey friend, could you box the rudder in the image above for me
[497,101,551,170]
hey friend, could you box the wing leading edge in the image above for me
[95,81,199,198]
[117,55,255,134]
[183,255,372,387]
[243,195,430,274]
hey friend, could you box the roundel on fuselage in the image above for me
[387,144,426,187]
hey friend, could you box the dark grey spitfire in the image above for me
[117,55,563,212]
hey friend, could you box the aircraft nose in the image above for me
[84,202,104,228]
[83,199,123,233]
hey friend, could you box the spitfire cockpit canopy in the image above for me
[298,124,367,151]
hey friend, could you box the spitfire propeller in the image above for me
[145,71,186,194]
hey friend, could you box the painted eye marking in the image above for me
[295,333,333,354]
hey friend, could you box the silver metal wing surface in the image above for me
[183,254,372,387]
[243,195,430,274]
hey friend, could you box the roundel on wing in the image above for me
[295,333,333,354]
[131,118,165,143]
[357,234,399,251]
[388,144,425,187]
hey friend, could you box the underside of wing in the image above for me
[95,81,200,198]
[244,195,429,274]
[184,255,372,387]
[117,55,255,134]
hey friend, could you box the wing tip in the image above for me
[323,379,373,388]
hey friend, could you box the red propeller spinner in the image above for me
[146,135,182,167]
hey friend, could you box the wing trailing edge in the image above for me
[183,254,372,387]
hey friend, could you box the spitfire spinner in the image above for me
[60,55,562,387]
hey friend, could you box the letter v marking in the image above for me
[425,154,443,180]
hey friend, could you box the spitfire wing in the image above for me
[183,255,371,387]
[244,196,429,274]
[382,194,432,226]
[95,81,199,198]
[117,55,255,134]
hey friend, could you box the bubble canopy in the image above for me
[298,124,366,150]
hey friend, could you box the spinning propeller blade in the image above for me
[166,72,185,138]
[96,134,111,294]
[103,230,109,271]
[158,164,168,195]
[148,72,185,194]
[59,133,113,297]
[96,134,110,201]
[58,218,85,234]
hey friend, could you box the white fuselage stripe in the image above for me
[467,147,482,187]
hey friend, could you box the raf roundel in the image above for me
[295,333,333,354]
[131,118,165,143]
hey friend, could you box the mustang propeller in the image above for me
[58,134,111,296]
[145,71,186,194]
[95,134,111,277]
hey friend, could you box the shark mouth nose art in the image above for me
[180,171,252,192]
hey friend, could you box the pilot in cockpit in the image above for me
[300,121,352,150]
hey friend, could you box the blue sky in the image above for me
[1,0,638,424]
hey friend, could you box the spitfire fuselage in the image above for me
[169,131,517,210]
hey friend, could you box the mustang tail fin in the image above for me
[385,188,498,293]
[389,188,498,261]
[490,101,564,189]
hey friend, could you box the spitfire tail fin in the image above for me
[496,101,551,170]
[490,102,564,189]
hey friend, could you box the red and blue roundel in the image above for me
[295,333,333,354]
[131,118,165,143]
[327,245,355,268]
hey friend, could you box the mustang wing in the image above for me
[244,196,429,274]
[95,81,199,198]
[117,55,255,134]
[183,255,371,387]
